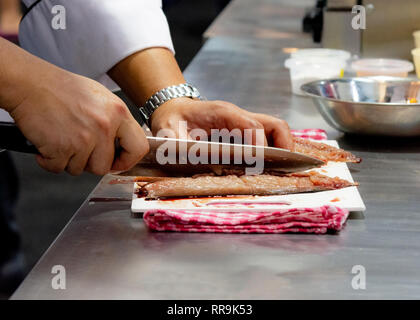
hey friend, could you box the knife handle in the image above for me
[0,122,39,154]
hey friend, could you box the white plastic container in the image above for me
[284,48,350,95]
[285,57,346,95]
[291,48,351,61]
[413,30,420,48]
[351,59,414,77]
[412,48,420,78]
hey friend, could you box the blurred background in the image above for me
[0,0,230,298]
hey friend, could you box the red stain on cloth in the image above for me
[143,206,349,234]
[291,129,328,140]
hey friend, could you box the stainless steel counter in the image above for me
[12,0,420,299]
[205,0,314,40]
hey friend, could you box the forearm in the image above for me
[0,38,58,112]
[0,0,21,14]
[0,0,21,26]
[107,47,185,106]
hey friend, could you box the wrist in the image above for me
[140,83,202,128]
[3,65,57,114]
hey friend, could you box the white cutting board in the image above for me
[131,141,366,213]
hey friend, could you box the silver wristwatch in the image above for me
[139,83,202,127]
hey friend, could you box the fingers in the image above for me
[208,101,292,149]
[111,119,149,173]
[36,154,68,174]
[250,113,294,150]
[36,120,145,176]
[36,135,96,175]
[272,121,294,150]
[237,116,268,146]
[213,104,268,146]
[66,149,92,176]
[35,145,72,174]
[85,137,115,176]
[34,106,147,176]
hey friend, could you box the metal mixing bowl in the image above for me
[301,76,420,136]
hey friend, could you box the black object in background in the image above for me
[302,0,325,43]
[163,0,231,70]
[0,151,24,297]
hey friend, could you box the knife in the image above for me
[144,136,324,173]
[0,122,324,173]
[0,122,38,154]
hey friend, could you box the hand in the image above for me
[9,70,149,175]
[107,47,293,149]
[150,98,294,150]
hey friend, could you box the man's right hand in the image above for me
[8,71,149,176]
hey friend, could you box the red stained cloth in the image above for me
[291,129,327,141]
[143,206,349,234]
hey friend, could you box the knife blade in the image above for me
[143,136,324,173]
[0,122,324,173]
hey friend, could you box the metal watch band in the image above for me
[139,83,202,127]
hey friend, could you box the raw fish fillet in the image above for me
[138,171,357,199]
[294,137,361,163]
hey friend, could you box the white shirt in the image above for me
[0,109,14,122]
[19,0,175,90]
